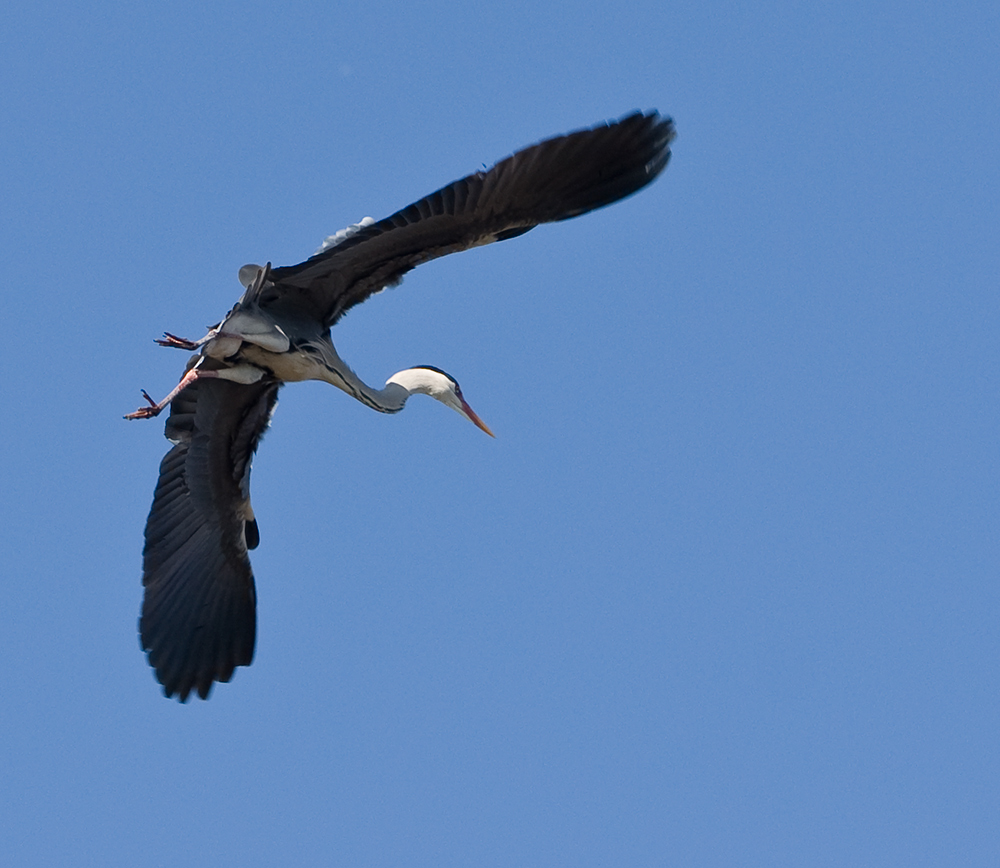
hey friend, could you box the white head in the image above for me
[386,366,494,436]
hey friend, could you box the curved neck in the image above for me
[310,338,411,414]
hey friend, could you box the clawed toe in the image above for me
[155,332,200,350]
[125,390,163,420]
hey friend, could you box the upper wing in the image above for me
[265,111,674,327]
[139,367,280,701]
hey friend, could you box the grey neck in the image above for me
[310,338,411,414]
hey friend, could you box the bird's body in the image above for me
[130,111,675,700]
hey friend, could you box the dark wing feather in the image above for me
[140,369,279,701]
[267,111,674,327]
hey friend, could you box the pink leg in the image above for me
[125,366,218,420]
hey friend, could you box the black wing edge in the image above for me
[551,110,674,218]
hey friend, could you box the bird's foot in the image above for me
[156,332,201,350]
[124,366,204,420]
[124,390,164,420]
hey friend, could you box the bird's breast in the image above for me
[238,343,326,383]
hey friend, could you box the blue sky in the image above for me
[2,1,998,865]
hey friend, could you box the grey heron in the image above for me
[129,111,675,700]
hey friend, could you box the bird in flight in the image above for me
[128,111,675,700]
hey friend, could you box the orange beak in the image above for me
[460,397,495,437]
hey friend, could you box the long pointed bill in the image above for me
[460,397,495,437]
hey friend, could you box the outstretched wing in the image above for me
[266,111,674,327]
[139,368,280,701]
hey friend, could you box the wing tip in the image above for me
[143,636,255,702]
